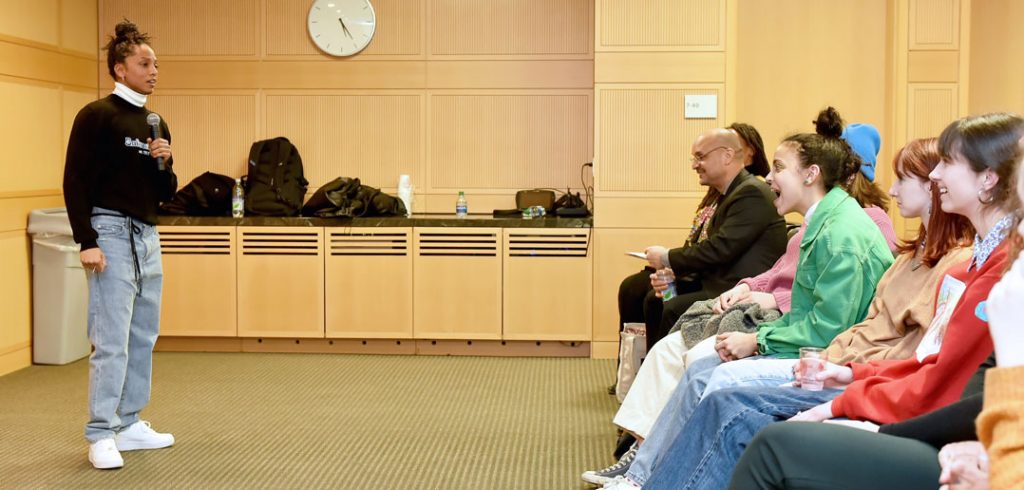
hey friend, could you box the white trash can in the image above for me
[28,208,90,365]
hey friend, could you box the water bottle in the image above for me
[455,191,468,218]
[232,178,244,218]
[658,268,676,302]
[397,174,413,217]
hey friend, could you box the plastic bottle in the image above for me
[456,191,468,218]
[397,174,413,217]
[232,178,245,218]
[658,268,676,302]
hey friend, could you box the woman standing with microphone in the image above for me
[63,20,177,470]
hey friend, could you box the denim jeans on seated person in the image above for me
[85,208,163,443]
[625,353,788,486]
[642,385,843,490]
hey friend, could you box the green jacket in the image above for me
[756,187,894,358]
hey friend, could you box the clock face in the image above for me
[307,0,376,57]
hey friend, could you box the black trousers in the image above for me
[617,269,707,351]
[728,422,941,490]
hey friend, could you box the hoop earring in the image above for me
[977,189,995,204]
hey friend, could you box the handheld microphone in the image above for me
[146,112,164,171]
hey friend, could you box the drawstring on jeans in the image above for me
[92,212,145,296]
[128,220,143,295]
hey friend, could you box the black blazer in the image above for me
[667,169,787,297]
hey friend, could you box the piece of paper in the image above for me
[625,251,646,259]
[915,274,967,361]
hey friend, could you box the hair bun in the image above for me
[114,20,139,39]
[813,106,845,139]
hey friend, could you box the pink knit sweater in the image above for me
[738,206,897,313]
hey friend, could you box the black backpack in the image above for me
[244,137,308,216]
[159,171,237,216]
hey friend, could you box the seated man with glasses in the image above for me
[637,127,788,349]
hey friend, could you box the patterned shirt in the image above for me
[687,203,718,245]
[970,214,1014,271]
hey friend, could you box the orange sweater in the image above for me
[977,366,1024,490]
[825,248,971,365]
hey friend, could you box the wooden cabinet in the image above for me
[413,227,502,339]
[237,227,325,338]
[325,228,412,338]
[502,229,592,340]
[158,226,237,337]
[158,222,596,350]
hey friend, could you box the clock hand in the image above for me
[338,18,353,39]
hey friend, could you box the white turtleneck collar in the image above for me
[113,82,148,108]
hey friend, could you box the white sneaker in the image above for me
[89,438,124,469]
[602,475,641,489]
[114,421,175,451]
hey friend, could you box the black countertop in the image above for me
[158,213,592,228]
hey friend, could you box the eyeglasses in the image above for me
[691,146,731,164]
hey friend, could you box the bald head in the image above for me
[691,128,745,193]
[699,128,743,150]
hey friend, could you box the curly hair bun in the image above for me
[114,20,140,40]
[813,106,845,139]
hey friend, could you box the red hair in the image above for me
[893,138,974,266]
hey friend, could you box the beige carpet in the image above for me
[0,353,620,489]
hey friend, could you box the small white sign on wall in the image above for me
[684,95,718,119]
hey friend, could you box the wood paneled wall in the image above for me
[968,0,1024,115]
[99,0,595,213]
[735,0,889,163]
[893,0,970,236]
[0,0,98,375]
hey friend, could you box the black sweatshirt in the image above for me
[63,94,177,250]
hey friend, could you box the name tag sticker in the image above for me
[975,301,988,322]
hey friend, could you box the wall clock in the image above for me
[307,0,376,57]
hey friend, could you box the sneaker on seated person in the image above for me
[581,443,638,485]
[114,421,175,451]
[600,475,641,489]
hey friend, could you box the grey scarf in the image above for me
[669,298,782,350]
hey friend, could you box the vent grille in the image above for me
[507,232,589,257]
[329,231,409,256]
[159,231,231,255]
[418,232,499,257]
[241,230,319,256]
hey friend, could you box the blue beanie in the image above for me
[841,123,880,182]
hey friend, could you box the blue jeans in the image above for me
[84,208,163,443]
[626,354,787,485]
[643,386,842,490]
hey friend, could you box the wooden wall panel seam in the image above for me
[0,41,99,89]
[0,190,62,199]
[0,343,31,358]
[0,33,98,60]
